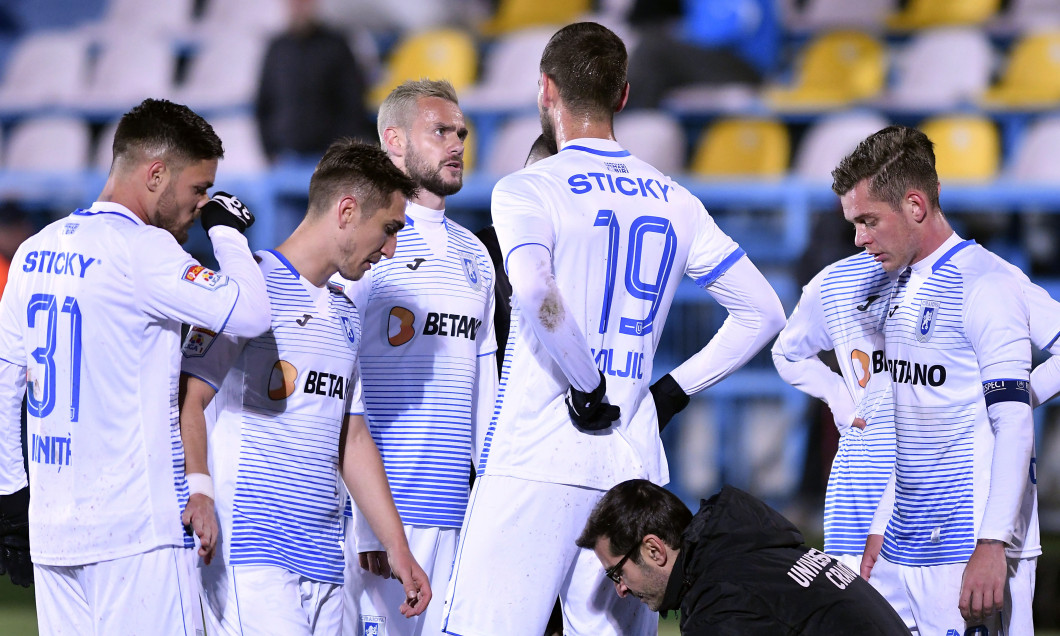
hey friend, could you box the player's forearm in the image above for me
[178,374,211,476]
[1031,355,1060,407]
[868,467,896,536]
[507,244,599,392]
[771,348,857,432]
[979,400,1034,544]
[671,259,785,394]
[208,226,271,337]
[341,416,409,553]
[0,361,27,494]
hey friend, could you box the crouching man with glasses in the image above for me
[576,480,909,635]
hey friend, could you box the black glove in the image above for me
[566,371,621,432]
[0,487,31,587]
[200,191,254,233]
[650,373,690,432]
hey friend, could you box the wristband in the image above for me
[186,473,214,500]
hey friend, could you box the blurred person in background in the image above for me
[0,201,35,297]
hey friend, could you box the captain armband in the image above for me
[982,379,1031,407]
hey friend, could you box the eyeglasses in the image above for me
[604,543,640,585]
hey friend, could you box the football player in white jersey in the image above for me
[441,23,786,636]
[0,98,271,635]
[338,79,497,636]
[772,253,897,573]
[178,139,432,635]
[835,126,1040,634]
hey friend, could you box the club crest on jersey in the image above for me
[361,615,385,636]
[182,326,217,358]
[916,300,940,342]
[340,316,358,350]
[459,251,482,291]
[181,265,228,290]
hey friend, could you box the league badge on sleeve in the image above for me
[182,264,230,290]
[182,326,217,358]
[459,251,482,291]
[916,300,940,342]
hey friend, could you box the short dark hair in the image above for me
[831,125,940,210]
[540,22,628,120]
[576,479,692,564]
[308,138,419,216]
[111,98,223,171]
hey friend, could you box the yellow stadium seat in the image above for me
[690,119,790,178]
[765,31,886,111]
[980,31,1060,109]
[919,115,999,181]
[369,29,478,106]
[888,0,1001,29]
[479,0,591,36]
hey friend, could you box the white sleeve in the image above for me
[1032,356,1060,407]
[0,258,28,494]
[1022,277,1060,406]
[506,243,600,392]
[966,273,1034,545]
[206,227,271,337]
[180,326,246,391]
[133,228,268,337]
[869,467,896,536]
[473,270,499,462]
[771,276,858,433]
[670,256,786,394]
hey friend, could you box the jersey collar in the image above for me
[73,201,143,225]
[911,232,970,277]
[560,138,631,158]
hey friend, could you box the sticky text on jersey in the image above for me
[22,250,97,278]
[872,351,947,386]
[568,173,672,202]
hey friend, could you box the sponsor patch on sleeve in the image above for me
[182,326,217,358]
[181,265,229,291]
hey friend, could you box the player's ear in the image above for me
[383,127,405,158]
[145,160,167,193]
[336,195,359,229]
[615,82,630,114]
[643,534,670,567]
[539,73,559,109]
[906,188,929,223]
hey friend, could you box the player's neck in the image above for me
[412,190,445,211]
[274,224,332,288]
[552,111,616,147]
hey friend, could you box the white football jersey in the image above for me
[181,250,362,584]
[336,203,495,528]
[774,252,896,555]
[0,202,241,566]
[481,138,743,490]
[880,236,1038,566]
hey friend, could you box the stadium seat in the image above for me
[4,116,92,172]
[782,0,896,31]
[876,28,995,111]
[990,0,1060,33]
[0,30,91,113]
[690,118,790,178]
[172,32,268,113]
[614,110,686,176]
[888,0,1001,29]
[196,0,288,38]
[91,0,196,39]
[79,36,177,116]
[369,29,478,107]
[793,111,890,181]
[919,115,999,181]
[209,115,270,177]
[482,113,540,176]
[460,27,554,113]
[479,0,591,36]
[1007,115,1060,181]
[765,31,886,111]
[980,31,1060,109]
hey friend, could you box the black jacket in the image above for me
[660,486,908,635]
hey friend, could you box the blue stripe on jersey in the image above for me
[694,247,745,287]
[563,145,632,157]
[71,208,137,223]
[503,242,551,274]
[169,387,194,549]
[931,239,975,272]
[478,308,519,475]
[264,248,299,278]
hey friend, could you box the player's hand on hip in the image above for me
[566,370,621,432]
[860,534,883,581]
[387,548,432,618]
[182,493,220,565]
[200,191,254,233]
[959,539,1007,622]
[0,487,31,587]
[358,550,392,578]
